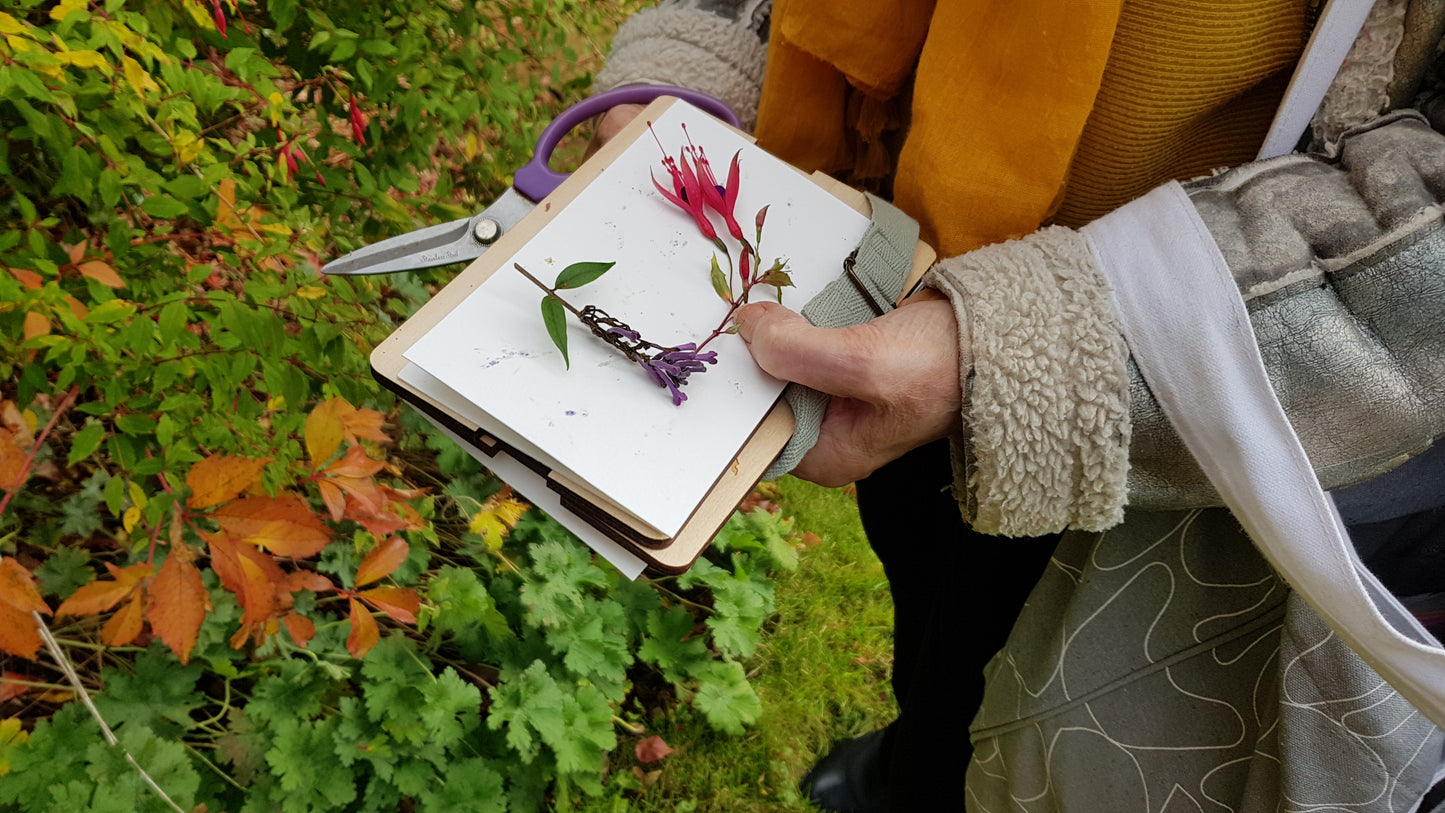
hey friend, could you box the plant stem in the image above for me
[696,279,756,353]
[513,263,583,318]
[187,743,247,792]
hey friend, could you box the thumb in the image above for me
[733,302,877,399]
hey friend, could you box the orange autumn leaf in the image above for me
[234,552,280,635]
[145,549,208,664]
[0,559,50,616]
[0,557,48,659]
[22,312,48,342]
[0,430,29,491]
[186,455,272,509]
[355,537,409,587]
[342,408,390,443]
[0,603,42,660]
[56,562,153,617]
[8,268,42,290]
[63,296,88,320]
[77,261,125,289]
[213,495,333,557]
[317,479,346,522]
[204,531,244,595]
[304,397,353,469]
[328,475,384,519]
[101,593,146,647]
[285,570,335,594]
[346,598,379,658]
[282,612,316,648]
[358,586,419,624]
[379,483,428,501]
[323,444,385,479]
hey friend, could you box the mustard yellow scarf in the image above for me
[756,0,1309,256]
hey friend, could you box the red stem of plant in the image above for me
[696,243,763,352]
[0,386,80,520]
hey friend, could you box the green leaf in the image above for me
[521,539,608,628]
[543,597,631,699]
[552,260,613,290]
[710,255,731,303]
[34,546,93,599]
[0,704,97,806]
[428,566,512,657]
[638,604,711,684]
[269,0,299,30]
[116,413,157,435]
[68,420,106,465]
[417,757,506,813]
[418,668,481,748]
[92,647,204,739]
[84,299,136,324]
[87,725,201,811]
[157,300,188,347]
[693,660,761,735]
[487,660,566,763]
[265,717,358,810]
[540,295,569,369]
[140,194,188,218]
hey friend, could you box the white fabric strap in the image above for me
[1081,182,1445,727]
[1258,0,1375,158]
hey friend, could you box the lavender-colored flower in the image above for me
[606,326,641,342]
[637,343,718,405]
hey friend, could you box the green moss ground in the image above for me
[587,477,897,812]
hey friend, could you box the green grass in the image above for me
[586,477,897,812]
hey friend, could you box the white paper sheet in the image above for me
[403,102,870,537]
[404,373,648,580]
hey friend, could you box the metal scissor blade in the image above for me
[321,187,535,275]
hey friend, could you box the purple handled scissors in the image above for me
[320,86,738,276]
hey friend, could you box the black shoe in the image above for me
[800,729,891,812]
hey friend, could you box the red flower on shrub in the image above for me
[210,0,227,38]
[349,98,367,146]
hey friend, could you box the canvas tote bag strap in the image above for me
[1257,0,1376,158]
[1081,181,1445,727]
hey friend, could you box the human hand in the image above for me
[734,290,964,487]
[583,103,647,160]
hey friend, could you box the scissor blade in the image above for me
[321,187,535,275]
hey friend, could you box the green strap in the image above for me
[762,193,921,480]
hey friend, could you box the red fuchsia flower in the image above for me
[210,0,227,37]
[648,124,687,202]
[348,97,367,146]
[649,123,721,246]
[277,141,298,180]
[651,155,719,244]
[683,125,744,243]
[739,249,751,285]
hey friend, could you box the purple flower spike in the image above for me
[637,343,719,406]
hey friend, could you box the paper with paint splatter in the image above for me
[402,102,870,538]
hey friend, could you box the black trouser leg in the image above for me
[855,439,1060,810]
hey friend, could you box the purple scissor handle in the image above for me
[321,86,737,276]
[512,85,741,202]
